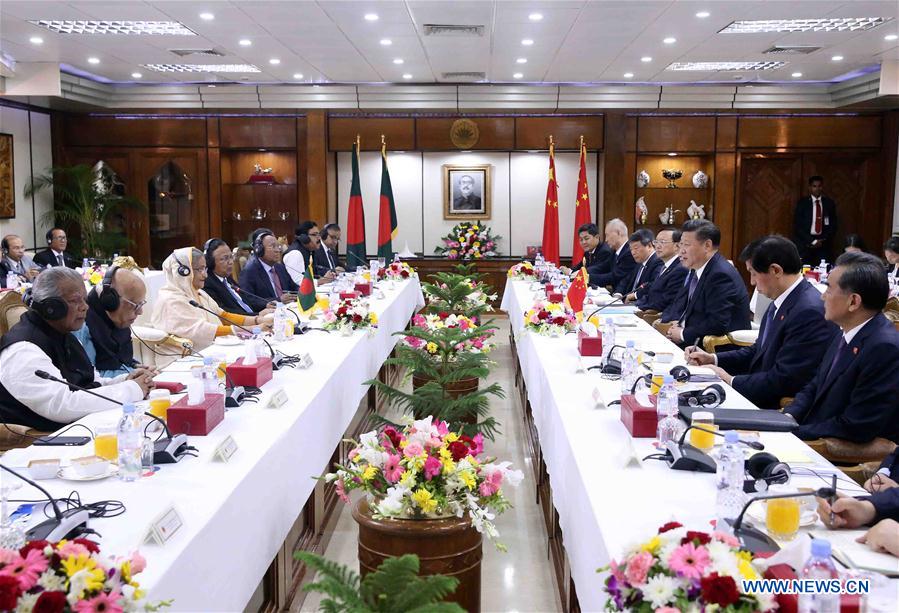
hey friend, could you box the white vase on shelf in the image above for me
[636,170,650,188]
[692,170,708,188]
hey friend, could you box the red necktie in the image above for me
[269,267,283,296]
[813,198,823,235]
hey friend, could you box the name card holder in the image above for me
[213,435,238,462]
[142,506,183,546]
[267,388,289,409]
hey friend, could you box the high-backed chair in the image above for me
[884,297,899,331]
[131,325,194,370]
[0,291,27,336]
[0,424,51,453]
[232,246,251,281]
[635,309,661,325]
[702,330,757,353]
[805,437,896,486]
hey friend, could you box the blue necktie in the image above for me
[226,280,252,313]
[757,303,776,348]
[825,338,850,381]
[687,270,698,300]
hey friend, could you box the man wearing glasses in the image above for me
[74,267,152,378]
[634,228,688,313]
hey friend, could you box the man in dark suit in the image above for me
[238,231,298,311]
[636,228,687,313]
[570,223,613,285]
[202,238,273,315]
[313,223,345,277]
[32,228,78,269]
[785,252,899,443]
[884,236,899,283]
[661,220,751,348]
[686,236,837,410]
[593,218,637,295]
[624,229,663,304]
[453,175,482,211]
[793,175,838,265]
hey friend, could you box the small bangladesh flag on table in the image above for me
[298,266,318,313]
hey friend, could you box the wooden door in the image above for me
[736,154,803,256]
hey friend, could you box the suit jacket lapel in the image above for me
[683,253,717,322]
[750,281,805,369]
[812,316,877,403]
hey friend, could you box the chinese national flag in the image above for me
[571,142,592,266]
[541,142,560,265]
[566,266,589,319]
[346,138,367,269]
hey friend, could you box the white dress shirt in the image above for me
[0,342,144,424]
[282,250,305,285]
[842,316,874,345]
[662,254,679,271]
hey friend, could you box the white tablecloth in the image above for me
[4,279,424,611]
[501,278,868,612]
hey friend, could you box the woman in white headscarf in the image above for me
[151,247,272,351]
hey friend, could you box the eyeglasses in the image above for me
[653,240,673,246]
[215,253,234,262]
[308,232,321,238]
[121,297,147,312]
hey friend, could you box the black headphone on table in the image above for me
[97,265,121,311]
[744,452,791,493]
[253,231,274,259]
[172,251,191,277]
[24,288,68,321]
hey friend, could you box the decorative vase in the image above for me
[692,170,708,188]
[353,497,483,613]
[636,170,650,188]
[661,169,683,189]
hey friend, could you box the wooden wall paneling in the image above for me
[219,116,297,149]
[881,111,899,233]
[206,117,219,148]
[62,116,207,148]
[637,116,716,152]
[305,112,328,224]
[602,114,633,227]
[515,116,604,150]
[416,117,515,150]
[328,117,415,151]
[716,116,737,151]
[713,152,737,259]
[208,147,222,239]
[737,116,882,149]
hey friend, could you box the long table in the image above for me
[501,278,874,612]
[4,278,424,611]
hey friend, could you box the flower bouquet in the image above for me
[81,265,107,287]
[377,261,417,281]
[523,300,577,335]
[403,312,495,356]
[322,298,378,334]
[0,538,169,611]
[325,416,522,548]
[507,261,537,281]
[601,522,776,612]
[435,222,500,260]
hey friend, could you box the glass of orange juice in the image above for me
[689,411,717,451]
[147,389,171,421]
[650,366,668,395]
[766,488,801,541]
[94,424,118,461]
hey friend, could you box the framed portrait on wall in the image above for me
[0,133,14,219]
[443,164,491,220]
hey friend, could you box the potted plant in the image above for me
[295,552,463,613]
[421,268,496,318]
[25,163,144,260]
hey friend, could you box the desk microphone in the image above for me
[33,370,192,464]
[729,487,835,553]
[662,424,763,474]
[235,286,307,333]
[189,300,287,370]
[0,463,91,541]
[583,296,625,321]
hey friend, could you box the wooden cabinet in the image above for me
[633,154,714,231]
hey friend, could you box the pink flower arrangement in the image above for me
[377,261,416,280]
[507,261,537,280]
[523,299,577,335]
[434,222,500,260]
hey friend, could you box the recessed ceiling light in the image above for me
[364,13,379,21]
[208,84,216,88]
[29,36,43,44]
[28,20,196,36]
[393,58,404,64]
[380,38,392,46]
[885,34,898,41]
[516,58,527,64]
[831,55,843,61]
[696,11,710,19]
[663,37,677,44]
[667,60,785,71]
[529,13,543,22]
[667,153,677,157]
[293,73,303,79]
[199,12,214,21]
[269,58,280,65]
[521,38,534,46]
[87,57,100,64]
[513,73,523,79]
[623,72,634,78]
[641,56,652,62]
[720,17,885,34]
[402,73,412,79]
[239,39,252,46]
[142,63,261,73]
[131,72,142,78]
[312,84,320,88]
[791,72,803,77]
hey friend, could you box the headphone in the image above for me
[744,452,791,492]
[172,251,192,277]
[204,238,226,274]
[1,237,8,256]
[253,232,274,259]
[97,265,121,311]
[23,288,68,321]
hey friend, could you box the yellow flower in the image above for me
[738,557,759,581]
[369,312,379,325]
[426,342,438,354]
[444,432,459,443]
[439,447,452,461]
[474,242,481,248]
[121,560,133,584]
[61,553,98,578]
[640,536,661,554]
[89,271,103,285]
[361,465,378,481]
[458,470,476,490]
[411,488,437,514]
[441,457,456,474]
[399,470,415,488]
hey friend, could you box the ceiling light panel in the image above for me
[719,18,887,34]
[667,61,786,71]
[142,63,261,73]
[29,20,197,36]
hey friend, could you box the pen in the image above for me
[829,474,837,525]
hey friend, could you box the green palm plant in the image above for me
[295,552,464,613]
[25,164,144,259]
[421,268,496,318]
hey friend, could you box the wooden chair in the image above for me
[652,319,673,336]
[111,255,142,271]
[131,325,194,370]
[635,309,661,325]
[232,246,251,281]
[702,330,756,353]
[0,291,27,336]
[0,424,51,453]
[884,297,899,331]
[805,437,896,486]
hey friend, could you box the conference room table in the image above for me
[3,277,424,611]
[500,278,884,612]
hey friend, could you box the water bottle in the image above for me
[252,326,267,358]
[656,375,681,443]
[714,431,745,534]
[620,340,638,395]
[798,539,840,613]
[202,356,220,397]
[273,302,288,342]
[602,317,615,360]
[5,271,17,290]
[81,258,89,270]
[117,403,142,482]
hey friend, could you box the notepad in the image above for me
[811,530,899,576]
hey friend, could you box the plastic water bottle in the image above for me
[620,340,638,395]
[117,403,142,482]
[714,431,745,534]
[273,302,288,342]
[81,258,89,270]
[602,317,616,360]
[5,271,17,290]
[798,540,840,613]
[202,356,220,397]
[252,326,267,358]
[656,375,681,443]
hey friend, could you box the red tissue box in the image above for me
[167,393,225,436]
[763,563,859,613]
[340,291,361,300]
[355,282,372,297]
[577,330,603,356]
[804,271,821,282]
[226,356,273,388]
[620,393,658,438]
[154,380,185,394]
[548,291,563,303]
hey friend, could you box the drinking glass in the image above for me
[0,472,25,549]
[689,411,716,451]
[148,389,171,421]
[765,488,801,541]
[94,424,118,461]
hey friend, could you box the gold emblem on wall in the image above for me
[450,119,479,149]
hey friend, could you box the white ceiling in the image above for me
[1,0,897,86]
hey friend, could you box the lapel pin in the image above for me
[852,347,858,355]
[779,315,784,321]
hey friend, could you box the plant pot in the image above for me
[353,497,483,613]
[412,373,479,399]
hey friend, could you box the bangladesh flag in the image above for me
[298,265,317,313]
[377,143,398,260]
[346,138,367,269]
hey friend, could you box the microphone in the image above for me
[662,423,764,474]
[188,300,285,370]
[0,463,90,541]
[34,370,191,464]
[182,349,248,408]
[583,296,625,321]
[676,424,765,451]
[729,487,835,553]
[235,286,307,333]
